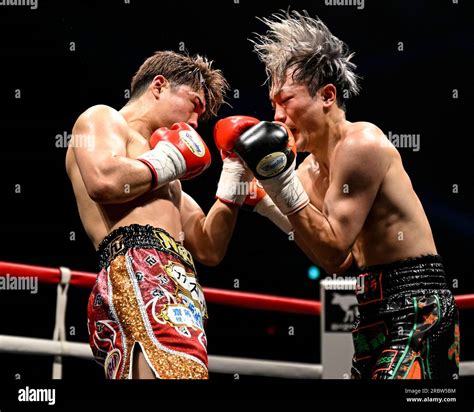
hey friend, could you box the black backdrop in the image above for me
[0,0,472,399]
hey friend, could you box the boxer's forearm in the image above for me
[252,198,325,265]
[289,203,351,273]
[293,232,326,267]
[190,200,239,266]
[85,156,153,204]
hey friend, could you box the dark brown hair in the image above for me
[130,50,228,121]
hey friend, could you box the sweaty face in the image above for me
[159,84,206,129]
[270,71,322,152]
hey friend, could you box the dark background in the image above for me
[0,0,472,386]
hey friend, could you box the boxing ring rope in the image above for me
[0,260,473,379]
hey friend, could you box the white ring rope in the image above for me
[0,335,91,359]
[0,334,472,378]
[0,334,322,379]
[208,354,322,379]
[0,263,472,379]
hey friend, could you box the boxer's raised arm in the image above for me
[72,105,153,203]
[178,116,259,266]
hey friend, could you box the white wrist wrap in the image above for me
[216,157,253,205]
[137,141,186,188]
[260,161,309,215]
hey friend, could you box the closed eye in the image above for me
[192,98,204,116]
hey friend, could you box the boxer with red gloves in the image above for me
[66,51,237,380]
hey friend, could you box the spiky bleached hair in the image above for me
[253,10,360,109]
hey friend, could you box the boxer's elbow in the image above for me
[319,243,352,275]
[87,179,110,202]
[195,251,222,267]
[87,179,121,203]
[193,243,226,267]
[322,257,352,275]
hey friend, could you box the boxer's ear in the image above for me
[320,84,336,105]
[151,75,168,98]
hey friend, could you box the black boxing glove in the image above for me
[234,121,309,215]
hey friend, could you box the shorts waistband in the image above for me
[97,224,195,271]
[355,255,447,305]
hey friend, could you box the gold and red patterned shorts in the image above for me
[87,224,208,379]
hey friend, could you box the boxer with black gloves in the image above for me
[238,11,460,379]
[213,116,295,234]
[235,121,309,215]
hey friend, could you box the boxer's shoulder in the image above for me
[344,121,385,144]
[72,104,129,145]
[338,122,392,160]
[345,122,401,164]
[77,104,121,121]
[74,104,128,130]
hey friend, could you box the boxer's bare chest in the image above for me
[298,155,329,212]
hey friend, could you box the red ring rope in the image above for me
[1,260,473,314]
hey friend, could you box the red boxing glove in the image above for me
[214,116,259,205]
[138,122,211,189]
[214,116,260,158]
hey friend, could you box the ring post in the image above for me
[321,277,357,379]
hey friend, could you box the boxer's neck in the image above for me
[120,95,157,139]
[309,108,348,171]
